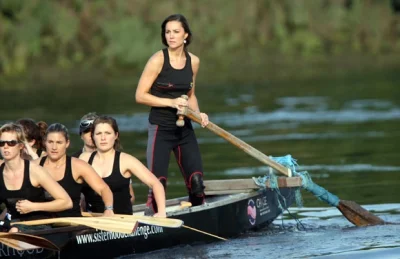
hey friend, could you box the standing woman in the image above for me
[38,123,114,217]
[0,123,72,232]
[16,118,48,160]
[135,14,209,215]
[79,116,166,216]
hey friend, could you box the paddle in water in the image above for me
[184,104,386,227]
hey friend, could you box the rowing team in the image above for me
[0,114,166,233]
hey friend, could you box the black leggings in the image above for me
[146,123,205,212]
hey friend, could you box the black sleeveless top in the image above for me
[0,160,48,221]
[40,156,82,217]
[149,48,194,128]
[84,151,132,214]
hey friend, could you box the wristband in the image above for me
[104,205,114,211]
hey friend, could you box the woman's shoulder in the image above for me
[148,50,165,64]
[71,156,89,166]
[119,151,134,160]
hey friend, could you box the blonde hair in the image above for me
[0,123,28,143]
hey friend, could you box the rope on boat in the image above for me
[253,154,340,208]
[253,154,303,210]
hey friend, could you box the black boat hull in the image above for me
[0,187,297,258]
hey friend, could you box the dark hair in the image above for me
[45,123,70,142]
[16,118,47,150]
[92,116,122,151]
[161,14,192,47]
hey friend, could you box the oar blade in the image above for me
[0,233,59,251]
[338,200,385,226]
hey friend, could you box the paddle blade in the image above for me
[337,200,386,226]
[0,233,59,251]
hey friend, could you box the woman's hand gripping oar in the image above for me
[179,100,292,177]
[184,105,387,227]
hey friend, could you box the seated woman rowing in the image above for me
[36,123,114,217]
[79,115,166,216]
[0,123,72,232]
[72,112,135,208]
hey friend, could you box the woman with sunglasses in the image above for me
[135,14,209,215]
[79,116,166,216]
[38,123,114,217]
[16,118,48,160]
[0,123,72,232]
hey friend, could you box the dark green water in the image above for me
[1,65,399,207]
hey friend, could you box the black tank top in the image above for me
[84,151,132,214]
[149,48,194,128]
[0,160,48,221]
[40,156,82,217]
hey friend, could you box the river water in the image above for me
[0,64,399,258]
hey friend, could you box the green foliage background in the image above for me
[0,0,400,77]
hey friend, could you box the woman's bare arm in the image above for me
[18,163,72,213]
[120,153,166,216]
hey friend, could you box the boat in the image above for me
[0,177,301,259]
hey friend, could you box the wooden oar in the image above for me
[185,106,292,177]
[82,212,227,240]
[81,212,184,228]
[186,108,386,227]
[13,217,138,234]
[0,232,59,251]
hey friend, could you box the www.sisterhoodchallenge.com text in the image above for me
[76,225,163,244]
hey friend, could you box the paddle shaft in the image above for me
[185,108,292,176]
[183,225,227,241]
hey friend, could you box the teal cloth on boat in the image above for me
[253,154,340,209]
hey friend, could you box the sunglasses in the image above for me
[0,140,20,147]
[80,120,94,128]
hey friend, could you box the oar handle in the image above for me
[176,95,189,127]
[186,108,292,177]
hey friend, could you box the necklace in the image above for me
[55,162,65,169]
[47,159,65,169]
